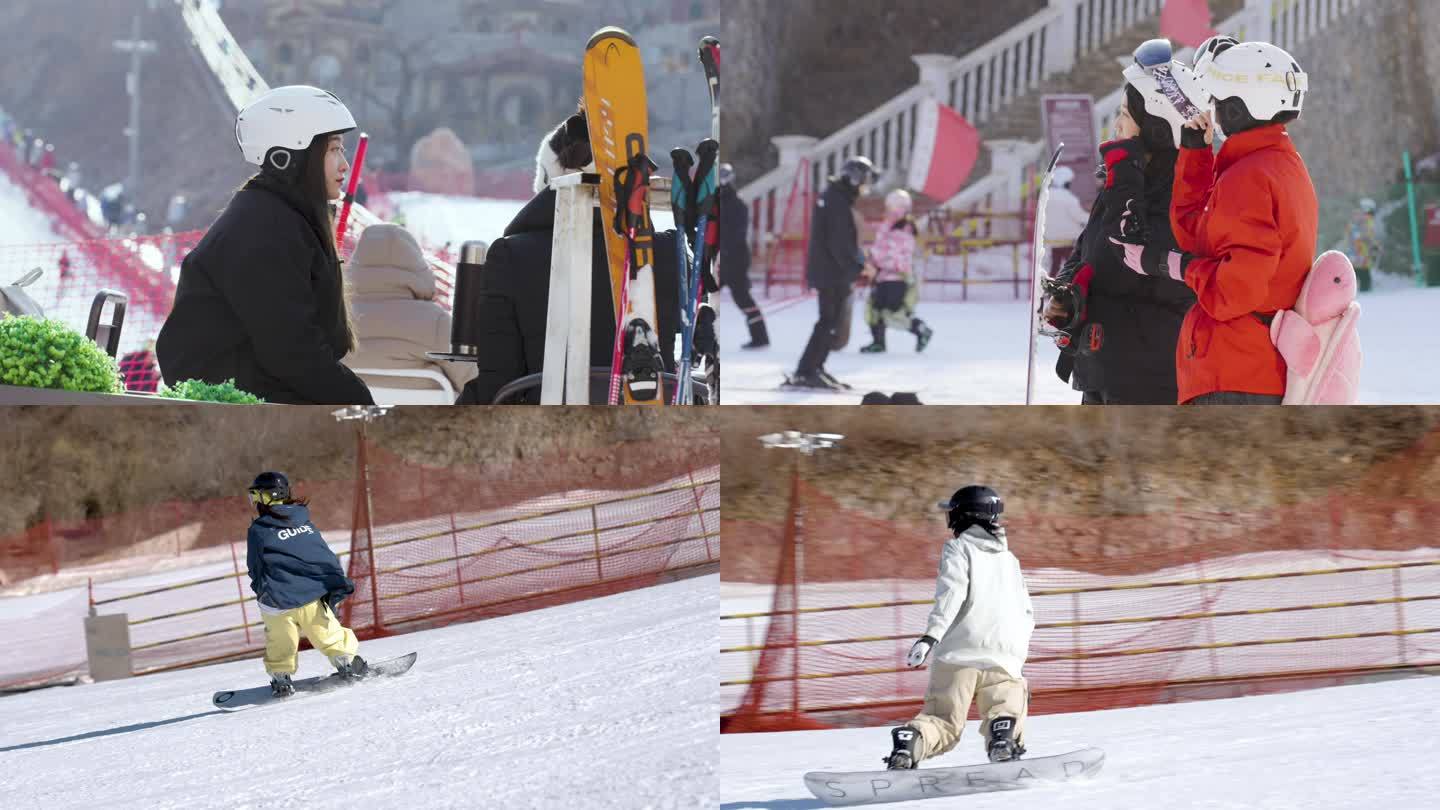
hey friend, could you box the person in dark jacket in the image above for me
[1046,53,1195,405]
[718,164,769,349]
[790,156,877,390]
[245,472,364,697]
[457,110,684,404]
[156,85,373,405]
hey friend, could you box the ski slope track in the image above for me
[722,674,1440,809]
[0,575,719,810]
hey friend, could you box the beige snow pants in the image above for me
[907,662,1028,762]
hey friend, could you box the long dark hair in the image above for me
[237,132,356,353]
[1124,85,1177,157]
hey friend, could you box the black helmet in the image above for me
[937,485,1003,535]
[248,471,291,506]
[840,156,877,187]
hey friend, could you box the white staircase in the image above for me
[741,0,1363,259]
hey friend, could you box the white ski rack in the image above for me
[542,171,674,404]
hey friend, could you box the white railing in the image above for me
[741,0,1164,245]
[743,0,1362,265]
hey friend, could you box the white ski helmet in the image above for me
[1196,40,1308,124]
[884,188,913,216]
[1051,165,1075,187]
[1122,38,1206,149]
[236,85,356,172]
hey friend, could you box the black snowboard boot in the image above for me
[884,725,921,770]
[786,369,842,390]
[986,716,1026,762]
[270,673,294,698]
[860,324,886,354]
[332,655,369,681]
[912,319,933,353]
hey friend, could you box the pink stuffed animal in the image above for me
[1269,250,1362,404]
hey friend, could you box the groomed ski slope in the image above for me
[720,284,1440,404]
[0,574,718,810]
[721,673,1440,809]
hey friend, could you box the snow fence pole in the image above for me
[1404,151,1425,287]
[335,133,369,249]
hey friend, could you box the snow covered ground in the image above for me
[720,282,1440,404]
[721,673,1440,809]
[0,574,718,810]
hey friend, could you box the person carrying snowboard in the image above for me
[1126,37,1318,404]
[859,189,933,354]
[246,471,366,697]
[886,485,1035,770]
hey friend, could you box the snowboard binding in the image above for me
[331,655,369,681]
[986,716,1026,763]
[621,318,666,401]
[270,673,295,698]
[884,725,921,770]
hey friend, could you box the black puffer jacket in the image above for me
[805,179,865,289]
[1054,138,1195,404]
[459,188,681,404]
[156,174,374,405]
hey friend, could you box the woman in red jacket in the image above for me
[1117,38,1318,404]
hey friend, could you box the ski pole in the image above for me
[335,133,369,249]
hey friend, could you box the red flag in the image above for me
[906,100,979,203]
[1161,0,1218,47]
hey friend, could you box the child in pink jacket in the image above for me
[860,190,934,354]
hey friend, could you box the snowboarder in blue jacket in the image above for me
[246,471,367,696]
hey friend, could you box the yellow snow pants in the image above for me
[261,599,359,675]
[907,662,1029,762]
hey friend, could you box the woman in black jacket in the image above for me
[157,85,373,405]
[1047,43,1196,405]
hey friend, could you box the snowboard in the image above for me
[803,746,1104,807]
[584,27,665,406]
[1024,144,1065,405]
[211,652,417,712]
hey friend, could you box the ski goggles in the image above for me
[1132,38,1174,72]
[247,489,285,506]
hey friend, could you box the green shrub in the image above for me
[0,315,121,393]
[158,378,265,404]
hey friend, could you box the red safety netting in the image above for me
[762,158,812,297]
[341,440,719,635]
[722,435,1440,731]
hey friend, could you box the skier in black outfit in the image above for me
[455,108,684,404]
[156,86,373,405]
[718,164,769,349]
[1046,66,1195,405]
[791,156,877,390]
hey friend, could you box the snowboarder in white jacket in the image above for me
[886,485,1035,770]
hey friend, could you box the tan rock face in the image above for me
[721,407,1440,582]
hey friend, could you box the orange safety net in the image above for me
[722,467,1440,731]
[342,440,719,635]
[762,158,812,297]
[1,433,718,688]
